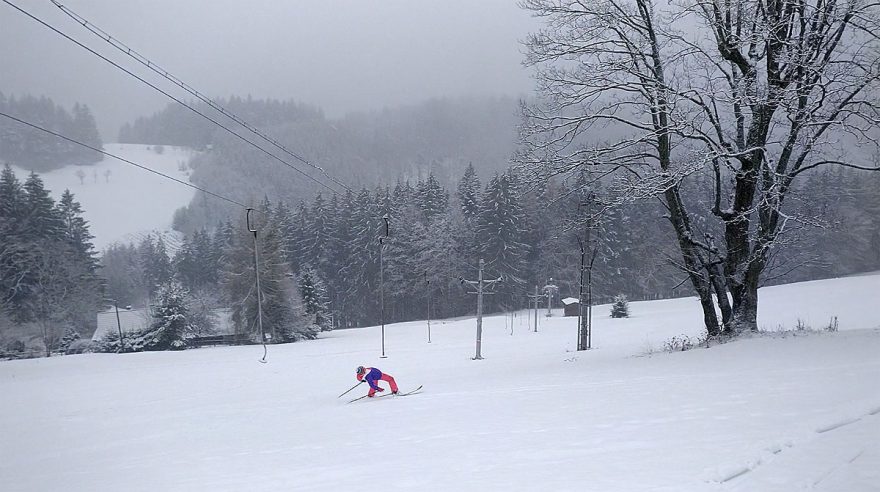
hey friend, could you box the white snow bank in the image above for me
[11,143,197,251]
[1,274,878,491]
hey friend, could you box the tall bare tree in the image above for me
[520,0,880,334]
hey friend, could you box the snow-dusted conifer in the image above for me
[139,235,172,299]
[0,165,27,318]
[141,280,190,350]
[22,172,64,241]
[100,280,190,353]
[476,172,530,309]
[299,266,331,330]
[220,198,317,342]
[301,193,331,272]
[70,103,103,163]
[55,189,102,330]
[457,163,481,222]
[59,327,81,352]
[339,188,382,326]
[416,173,449,223]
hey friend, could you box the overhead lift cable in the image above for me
[1,0,341,194]
[51,0,352,193]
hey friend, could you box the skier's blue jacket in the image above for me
[357,367,383,390]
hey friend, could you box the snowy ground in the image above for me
[11,143,196,251]
[1,274,879,491]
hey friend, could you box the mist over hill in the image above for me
[121,96,519,183]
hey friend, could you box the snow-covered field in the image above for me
[2,274,879,491]
[11,143,196,251]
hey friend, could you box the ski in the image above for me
[347,385,423,403]
[401,385,423,396]
[380,385,423,398]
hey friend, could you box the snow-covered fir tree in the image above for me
[0,165,28,319]
[221,203,318,343]
[69,103,103,163]
[338,188,381,327]
[56,190,102,325]
[174,229,218,291]
[416,213,473,319]
[100,280,192,353]
[324,190,356,326]
[457,163,481,223]
[300,193,332,275]
[59,327,81,353]
[476,172,530,309]
[299,266,330,330]
[416,173,449,222]
[141,280,191,350]
[139,234,172,299]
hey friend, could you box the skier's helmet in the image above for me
[356,366,365,375]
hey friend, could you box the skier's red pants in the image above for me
[368,374,399,396]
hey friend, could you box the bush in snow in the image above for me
[659,331,734,353]
[66,339,98,355]
[611,294,630,318]
[4,339,26,354]
[59,327,81,353]
[794,317,838,333]
[663,334,703,352]
[95,331,131,353]
[767,315,840,337]
[826,316,839,332]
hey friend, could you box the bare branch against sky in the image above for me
[1,0,538,137]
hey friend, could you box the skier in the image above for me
[356,365,399,397]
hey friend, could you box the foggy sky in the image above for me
[1,0,539,139]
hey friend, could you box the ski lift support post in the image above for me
[247,209,269,362]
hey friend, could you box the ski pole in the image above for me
[337,381,364,398]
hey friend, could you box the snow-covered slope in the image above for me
[1,274,878,491]
[11,143,196,251]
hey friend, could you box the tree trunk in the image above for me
[731,266,760,333]
[695,274,721,337]
[40,320,51,357]
[707,264,733,331]
[663,188,722,336]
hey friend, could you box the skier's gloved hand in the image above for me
[376,387,384,392]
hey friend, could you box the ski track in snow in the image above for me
[1,273,879,491]
[718,409,880,491]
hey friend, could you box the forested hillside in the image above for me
[110,96,880,332]
[100,164,880,332]
[0,93,103,171]
[102,164,684,330]
[120,96,521,225]
[119,97,518,182]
